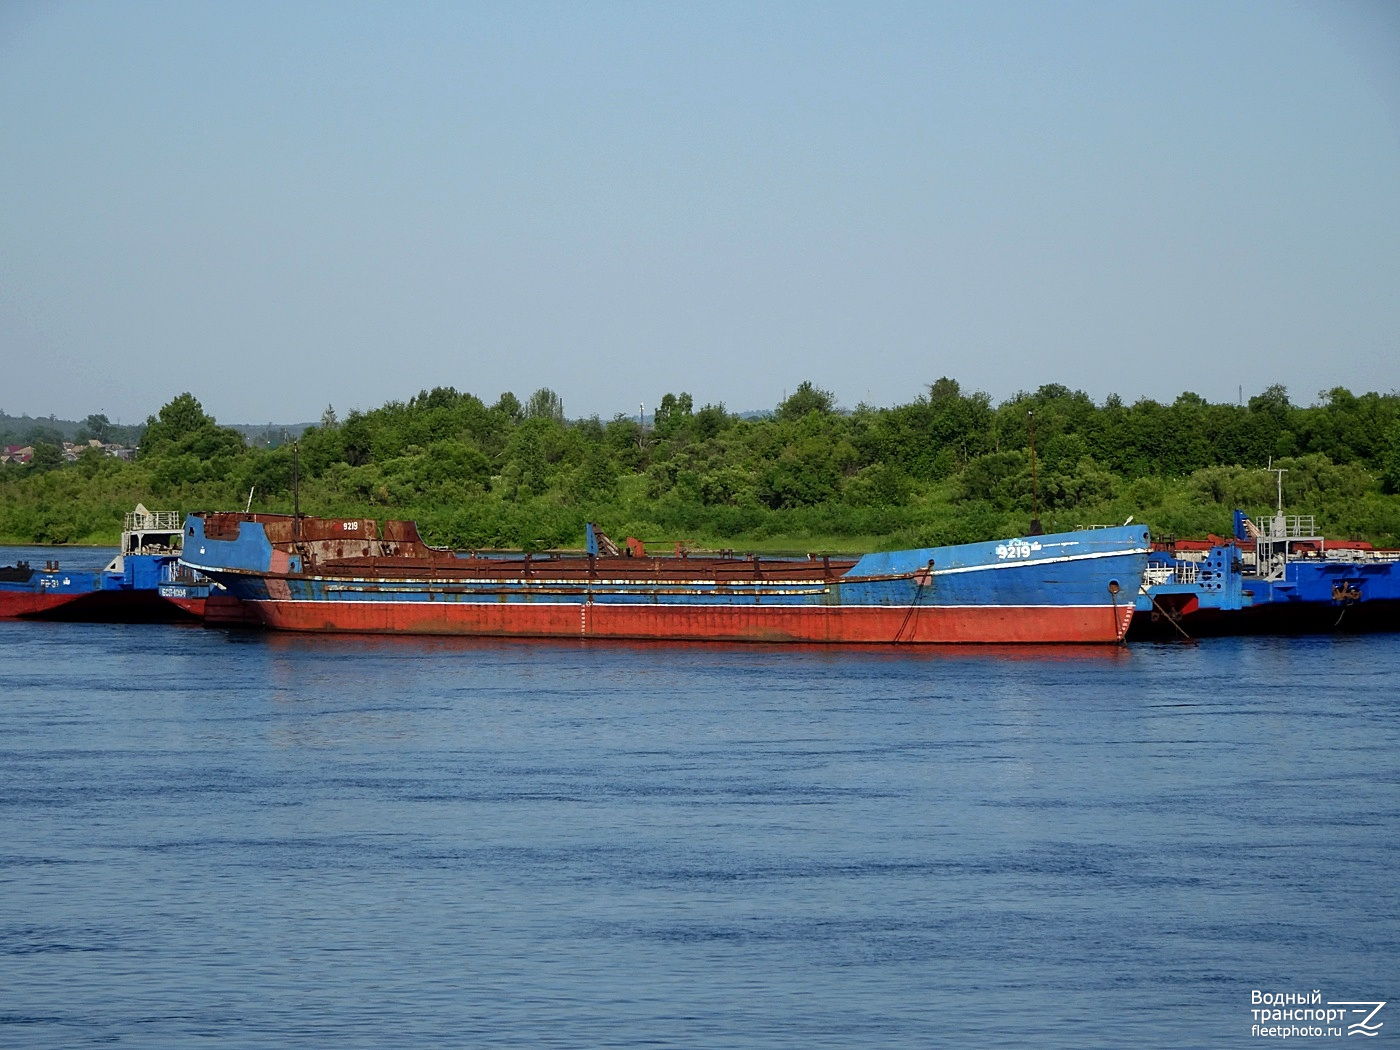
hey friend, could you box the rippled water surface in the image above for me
[1,617,1396,1048]
[0,544,117,571]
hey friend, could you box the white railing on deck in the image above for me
[1325,548,1400,564]
[1253,514,1317,540]
[125,510,182,532]
[1144,562,1200,586]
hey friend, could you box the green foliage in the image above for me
[843,463,911,508]
[525,387,565,423]
[858,379,993,480]
[25,424,65,447]
[29,441,64,473]
[958,450,1028,507]
[4,385,1400,551]
[240,446,296,497]
[692,402,732,440]
[1379,419,1400,495]
[776,381,835,421]
[75,446,112,477]
[80,413,113,443]
[137,394,247,493]
[1188,464,1275,508]
[654,392,693,439]
[140,393,215,453]
[493,392,523,422]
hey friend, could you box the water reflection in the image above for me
[246,627,1133,665]
[0,543,118,572]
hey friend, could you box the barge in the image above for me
[1130,509,1400,639]
[180,513,1150,645]
[1,505,214,622]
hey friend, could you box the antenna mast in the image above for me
[292,441,301,539]
[1028,409,1042,535]
[1267,464,1286,514]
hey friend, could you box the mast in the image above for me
[292,441,300,539]
[1028,409,1042,535]
[1266,462,1287,536]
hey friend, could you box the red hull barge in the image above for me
[182,513,1150,646]
[0,587,206,622]
[256,596,1133,644]
[0,590,84,619]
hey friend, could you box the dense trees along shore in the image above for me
[3,381,1400,551]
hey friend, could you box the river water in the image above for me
[1,550,1397,1047]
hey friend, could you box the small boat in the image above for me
[0,505,220,622]
[180,512,1150,644]
[1130,509,1400,639]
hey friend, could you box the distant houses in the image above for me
[2,440,135,466]
[62,439,137,462]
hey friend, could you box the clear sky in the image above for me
[2,0,1398,425]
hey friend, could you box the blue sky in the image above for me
[2,0,1397,425]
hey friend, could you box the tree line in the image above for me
[3,381,1399,550]
[1,411,143,450]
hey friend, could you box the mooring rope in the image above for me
[1145,590,1193,641]
[892,560,935,644]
